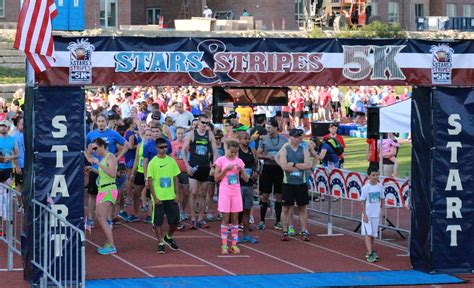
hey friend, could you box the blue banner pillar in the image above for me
[23,86,85,284]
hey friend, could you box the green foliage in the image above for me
[309,27,325,38]
[336,21,406,39]
[343,137,411,178]
[0,67,25,84]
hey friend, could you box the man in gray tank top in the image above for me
[277,128,312,242]
[256,120,288,231]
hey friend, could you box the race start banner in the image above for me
[24,87,85,284]
[35,37,474,87]
[411,87,474,273]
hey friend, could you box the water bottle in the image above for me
[191,165,199,175]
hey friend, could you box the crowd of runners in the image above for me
[0,85,408,262]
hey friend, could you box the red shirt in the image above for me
[366,138,380,162]
[296,97,304,112]
[171,140,186,172]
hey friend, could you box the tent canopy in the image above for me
[379,99,411,133]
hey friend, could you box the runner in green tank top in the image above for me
[89,138,118,255]
[128,128,152,222]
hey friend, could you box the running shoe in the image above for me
[190,220,198,230]
[242,235,258,244]
[288,226,296,236]
[179,212,186,221]
[216,213,222,221]
[206,213,214,222]
[372,251,379,261]
[85,218,94,230]
[97,245,117,255]
[126,215,139,223]
[177,223,185,230]
[112,217,122,225]
[117,210,129,221]
[144,216,152,224]
[221,245,229,254]
[230,245,240,254]
[107,218,113,231]
[367,252,377,263]
[249,215,255,224]
[157,243,166,254]
[197,220,209,228]
[257,221,265,230]
[281,232,289,241]
[301,231,310,242]
[164,235,179,250]
[140,204,148,212]
[125,196,133,205]
[238,224,244,231]
[274,222,283,230]
[365,252,371,259]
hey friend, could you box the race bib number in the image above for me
[244,168,253,177]
[160,177,172,188]
[218,148,225,157]
[228,174,239,185]
[196,145,208,156]
[177,149,183,160]
[368,192,380,203]
[290,171,303,177]
[139,158,144,168]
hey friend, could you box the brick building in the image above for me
[1,0,473,31]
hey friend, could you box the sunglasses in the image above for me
[201,121,210,125]
[157,146,168,149]
[215,137,222,140]
[92,147,98,151]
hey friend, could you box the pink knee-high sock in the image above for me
[220,225,228,247]
[231,225,239,247]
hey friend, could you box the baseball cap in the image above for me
[329,122,339,128]
[289,128,304,137]
[0,120,9,126]
[151,110,161,121]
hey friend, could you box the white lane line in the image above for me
[217,255,251,258]
[0,268,23,271]
[265,229,391,271]
[197,229,315,273]
[86,239,154,277]
[120,223,237,276]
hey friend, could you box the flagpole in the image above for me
[26,59,35,87]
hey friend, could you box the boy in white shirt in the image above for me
[360,167,384,263]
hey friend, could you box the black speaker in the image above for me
[367,106,380,139]
[311,122,332,137]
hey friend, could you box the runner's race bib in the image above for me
[228,174,239,185]
[290,171,303,177]
[368,192,380,203]
[196,145,208,156]
[177,149,183,160]
[160,177,172,188]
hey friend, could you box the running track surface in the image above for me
[1,212,473,287]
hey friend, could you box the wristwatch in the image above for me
[293,162,296,168]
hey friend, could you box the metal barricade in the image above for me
[31,199,86,288]
[307,166,410,241]
[0,183,23,271]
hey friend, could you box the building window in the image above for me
[147,8,161,25]
[371,1,378,16]
[0,0,4,18]
[463,4,472,17]
[100,0,118,28]
[415,4,424,17]
[447,4,456,17]
[294,0,304,21]
[388,2,399,23]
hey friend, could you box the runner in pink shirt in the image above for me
[214,139,250,255]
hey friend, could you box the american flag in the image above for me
[14,0,58,72]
